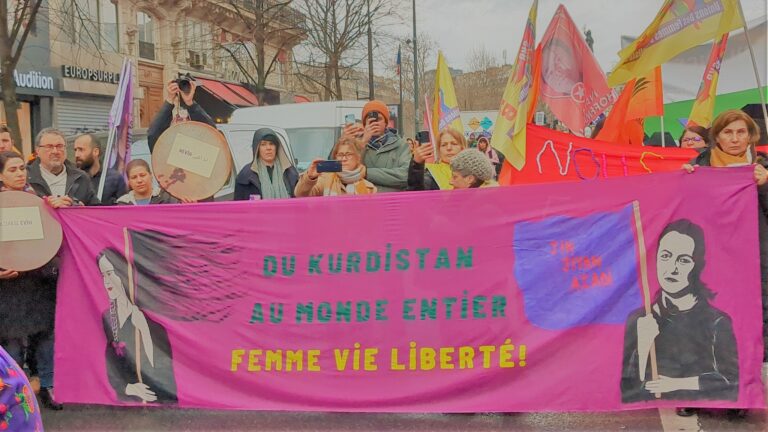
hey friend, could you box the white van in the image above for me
[230,101,367,171]
[130,123,293,201]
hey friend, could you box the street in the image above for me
[41,406,768,432]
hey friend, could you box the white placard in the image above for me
[0,206,44,242]
[166,133,221,178]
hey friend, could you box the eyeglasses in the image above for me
[681,136,702,143]
[336,153,356,160]
[38,144,65,151]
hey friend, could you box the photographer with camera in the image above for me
[350,100,410,193]
[147,75,215,153]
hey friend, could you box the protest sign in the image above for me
[54,168,763,411]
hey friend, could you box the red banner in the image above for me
[500,125,699,185]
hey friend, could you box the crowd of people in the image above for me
[0,79,767,418]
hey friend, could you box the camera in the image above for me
[175,73,194,94]
[366,111,379,121]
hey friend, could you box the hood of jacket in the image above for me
[249,128,294,173]
[367,128,401,152]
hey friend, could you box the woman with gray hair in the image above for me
[449,149,499,189]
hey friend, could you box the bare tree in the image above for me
[466,44,498,73]
[292,0,399,100]
[216,0,306,101]
[0,0,44,146]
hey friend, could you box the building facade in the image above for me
[8,0,306,141]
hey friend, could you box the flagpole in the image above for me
[632,201,660,399]
[412,0,419,135]
[398,44,403,134]
[737,0,768,128]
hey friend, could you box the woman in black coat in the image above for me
[234,128,298,200]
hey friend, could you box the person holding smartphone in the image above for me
[408,127,467,191]
[295,137,376,197]
[354,100,411,193]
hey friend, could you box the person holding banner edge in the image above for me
[0,150,63,410]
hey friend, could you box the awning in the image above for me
[194,76,258,107]
[294,95,311,103]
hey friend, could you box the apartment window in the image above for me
[185,19,211,67]
[70,0,118,52]
[137,11,155,60]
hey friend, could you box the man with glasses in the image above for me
[27,128,99,207]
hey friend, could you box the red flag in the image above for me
[538,5,616,136]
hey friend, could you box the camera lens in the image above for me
[177,78,191,94]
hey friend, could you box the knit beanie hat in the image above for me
[450,149,495,182]
[362,100,390,124]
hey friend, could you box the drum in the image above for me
[151,122,232,201]
[0,191,63,271]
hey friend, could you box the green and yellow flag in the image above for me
[490,0,538,170]
[608,0,741,87]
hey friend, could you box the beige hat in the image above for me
[450,149,494,182]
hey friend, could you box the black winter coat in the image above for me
[91,168,128,205]
[27,159,100,205]
[0,262,58,340]
[693,148,768,359]
[407,159,439,191]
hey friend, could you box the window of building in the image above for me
[137,11,155,61]
[185,18,211,67]
[69,0,118,52]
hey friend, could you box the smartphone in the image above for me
[316,160,343,173]
[416,131,430,144]
[344,113,356,125]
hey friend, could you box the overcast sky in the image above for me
[391,0,767,72]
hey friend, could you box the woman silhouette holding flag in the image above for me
[97,229,246,404]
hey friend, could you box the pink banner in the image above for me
[54,168,764,411]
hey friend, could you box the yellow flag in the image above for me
[687,34,729,128]
[490,0,538,170]
[608,0,741,87]
[432,51,464,137]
